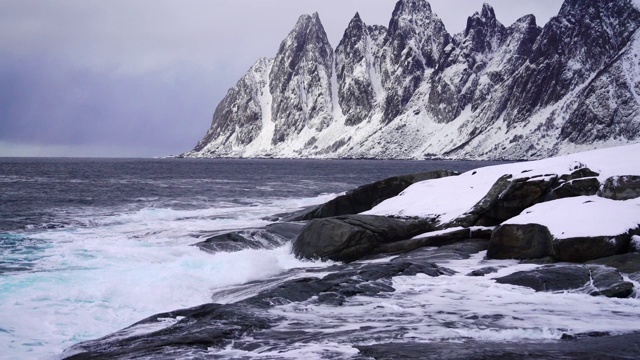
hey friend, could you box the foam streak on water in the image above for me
[0,196,331,359]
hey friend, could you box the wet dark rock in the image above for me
[194,222,304,253]
[586,253,640,274]
[495,265,590,292]
[598,175,640,200]
[262,206,317,222]
[391,239,489,263]
[495,265,633,298]
[552,232,633,263]
[245,261,455,307]
[62,303,273,360]
[374,226,492,255]
[294,170,458,221]
[356,331,640,360]
[589,266,635,298]
[487,223,553,260]
[519,256,558,265]
[488,222,638,263]
[467,266,502,277]
[292,214,436,262]
[64,259,455,359]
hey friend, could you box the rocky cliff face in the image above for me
[185,0,640,160]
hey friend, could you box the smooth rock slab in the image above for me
[374,226,492,255]
[391,239,490,263]
[194,222,304,253]
[495,265,633,298]
[62,303,273,360]
[244,261,455,307]
[292,214,435,262]
[356,331,640,360]
[63,260,455,359]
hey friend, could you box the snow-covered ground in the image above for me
[366,143,640,229]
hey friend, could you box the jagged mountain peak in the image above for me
[461,3,506,54]
[392,0,432,16]
[186,0,640,161]
[557,0,630,17]
[344,11,365,33]
[480,3,496,20]
[290,12,327,36]
[512,14,537,28]
[268,9,335,145]
[388,0,437,34]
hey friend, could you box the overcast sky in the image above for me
[0,0,563,157]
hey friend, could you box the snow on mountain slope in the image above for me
[184,0,640,160]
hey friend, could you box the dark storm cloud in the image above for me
[0,0,563,157]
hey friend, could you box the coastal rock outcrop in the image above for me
[63,260,455,359]
[292,215,435,262]
[487,196,640,262]
[294,169,458,220]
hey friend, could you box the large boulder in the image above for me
[293,170,458,221]
[292,214,435,262]
[495,265,634,298]
[487,223,553,259]
[489,222,636,262]
[553,233,632,263]
[487,196,640,262]
[598,175,640,200]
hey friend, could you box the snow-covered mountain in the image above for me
[185,0,640,160]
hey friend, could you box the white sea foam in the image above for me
[258,250,640,354]
[0,194,334,360]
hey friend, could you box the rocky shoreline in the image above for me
[63,144,640,359]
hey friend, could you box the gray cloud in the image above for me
[0,0,563,157]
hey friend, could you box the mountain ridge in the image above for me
[184,0,640,160]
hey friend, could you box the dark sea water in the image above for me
[0,157,507,359]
